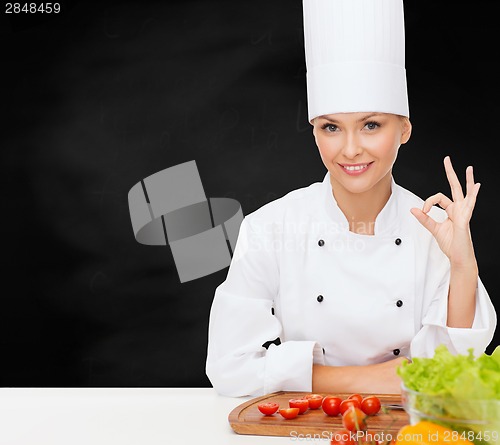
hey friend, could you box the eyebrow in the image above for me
[319,113,383,124]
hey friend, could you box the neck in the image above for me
[330,173,393,235]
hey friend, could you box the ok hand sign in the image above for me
[410,156,481,266]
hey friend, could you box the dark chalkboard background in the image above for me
[3,0,498,387]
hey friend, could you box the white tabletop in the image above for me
[0,388,298,444]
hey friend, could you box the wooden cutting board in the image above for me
[229,391,409,438]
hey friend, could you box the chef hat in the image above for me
[303,0,409,122]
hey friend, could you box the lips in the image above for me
[338,162,374,175]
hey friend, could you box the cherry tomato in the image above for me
[339,398,360,415]
[342,406,367,432]
[360,396,381,415]
[347,393,363,404]
[322,396,343,416]
[289,398,309,414]
[257,402,279,415]
[304,394,324,410]
[330,428,356,445]
[279,407,300,419]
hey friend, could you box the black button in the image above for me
[396,300,403,307]
[317,295,324,302]
[393,349,400,356]
[271,307,275,315]
[318,239,325,247]
[322,348,326,354]
[262,337,281,350]
[395,238,402,245]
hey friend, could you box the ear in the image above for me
[400,117,412,144]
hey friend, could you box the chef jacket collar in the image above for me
[321,171,399,237]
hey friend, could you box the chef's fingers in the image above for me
[465,165,479,198]
[422,192,453,213]
[464,183,481,214]
[444,156,464,202]
[410,207,438,235]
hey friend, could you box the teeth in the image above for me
[343,164,368,171]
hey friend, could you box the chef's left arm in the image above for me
[410,156,497,356]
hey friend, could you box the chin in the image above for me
[330,174,375,195]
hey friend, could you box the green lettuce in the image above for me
[397,345,500,445]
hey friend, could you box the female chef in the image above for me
[205,0,497,397]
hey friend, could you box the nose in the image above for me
[342,132,363,159]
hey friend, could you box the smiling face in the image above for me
[312,112,412,196]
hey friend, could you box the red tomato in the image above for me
[322,396,343,416]
[347,394,363,404]
[257,402,279,415]
[330,428,356,445]
[304,394,324,410]
[342,406,367,431]
[279,407,300,419]
[339,398,360,415]
[289,398,309,414]
[360,396,381,415]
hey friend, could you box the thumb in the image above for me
[410,207,438,235]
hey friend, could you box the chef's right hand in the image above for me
[368,356,409,394]
[312,356,409,394]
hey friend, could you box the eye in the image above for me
[365,121,380,130]
[320,123,338,132]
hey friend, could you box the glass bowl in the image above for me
[401,384,500,445]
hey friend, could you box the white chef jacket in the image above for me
[205,172,497,397]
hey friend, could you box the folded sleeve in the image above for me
[206,217,324,397]
[410,234,497,358]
